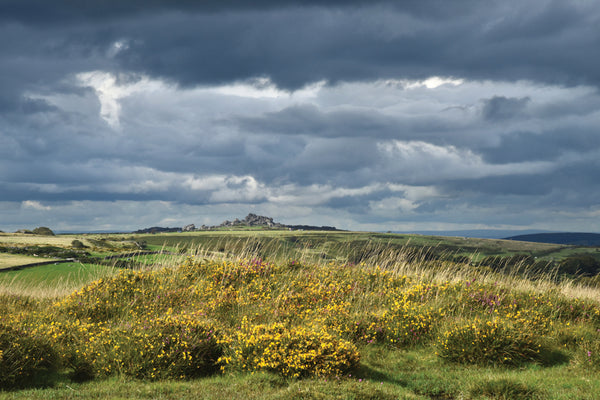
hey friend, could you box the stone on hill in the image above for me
[182,224,196,232]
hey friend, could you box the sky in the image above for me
[1,0,600,233]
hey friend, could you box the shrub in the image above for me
[224,319,360,378]
[117,315,223,380]
[382,298,440,347]
[436,318,542,366]
[0,323,59,388]
[44,314,222,381]
[321,310,386,345]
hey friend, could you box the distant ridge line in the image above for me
[504,232,600,246]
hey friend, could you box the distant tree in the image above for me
[32,227,55,236]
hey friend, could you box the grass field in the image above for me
[134,230,584,265]
[0,254,57,270]
[0,233,80,247]
[1,230,600,399]
[0,263,115,298]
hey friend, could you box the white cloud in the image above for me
[107,39,130,58]
[267,183,382,206]
[369,197,419,213]
[378,140,553,181]
[21,200,52,211]
[76,71,165,129]
[404,76,465,89]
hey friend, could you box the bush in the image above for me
[436,318,542,366]
[44,314,222,381]
[382,299,439,347]
[117,315,223,380]
[224,319,360,378]
[0,323,59,388]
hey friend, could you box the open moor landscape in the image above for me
[1,227,600,399]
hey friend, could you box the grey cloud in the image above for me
[440,157,600,210]
[2,1,600,95]
[281,138,381,186]
[481,128,600,164]
[237,104,397,138]
[482,96,530,121]
[0,1,585,92]
[0,0,482,25]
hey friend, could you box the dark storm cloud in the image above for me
[96,1,599,91]
[2,0,596,91]
[0,0,480,24]
[2,0,600,232]
[481,128,600,164]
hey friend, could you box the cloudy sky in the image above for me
[1,0,600,233]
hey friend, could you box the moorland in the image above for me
[1,228,600,399]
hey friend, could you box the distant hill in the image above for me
[395,229,553,239]
[504,232,600,246]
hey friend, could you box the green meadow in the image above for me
[1,230,600,399]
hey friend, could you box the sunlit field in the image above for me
[1,233,600,399]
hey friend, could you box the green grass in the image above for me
[0,262,114,297]
[135,230,587,264]
[2,347,599,399]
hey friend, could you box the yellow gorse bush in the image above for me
[221,317,359,378]
[436,317,542,366]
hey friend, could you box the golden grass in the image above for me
[0,233,79,247]
[0,254,58,270]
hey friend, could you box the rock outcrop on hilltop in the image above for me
[182,224,196,232]
[217,213,285,229]
[134,213,342,233]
